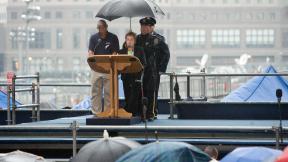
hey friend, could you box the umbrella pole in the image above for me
[129,17,132,31]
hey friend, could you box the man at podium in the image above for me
[119,32,146,117]
[88,20,119,114]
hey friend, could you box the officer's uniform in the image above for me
[151,31,170,118]
[136,17,170,121]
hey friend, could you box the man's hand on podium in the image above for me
[88,50,94,57]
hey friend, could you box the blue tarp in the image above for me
[222,65,288,102]
[72,78,124,110]
[0,90,21,109]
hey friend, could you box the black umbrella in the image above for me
[96,0,165,29]
[174,76,181,101]
[70,130,141,162]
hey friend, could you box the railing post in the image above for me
[36,72,40,121]
[202,70,206,98]
[186,72,190,98]
[273,126,280,150]
[70,120,79,157]
[31,83,36,122]
[6,85,11,125]
[228,76,232,93]
[11,74,16,125]
[169,73,174,119]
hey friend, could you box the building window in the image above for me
[282,56,288,63]
[251,56,274,64]
[211,56,237,66]
[55,11,63,19]
[256,12,264,21]
[85,11,93,19]
[246,29,275,48]
[73,28,81,49]
[29,31,51,49]
[73,57,80,71]
[44,11,51,19]
[211,29,240,48]
[46,57,53,72]
[282,31,288,48]
[10,12,17,20]
[56,29,63,49]
[10,29,19,49]
[57,58,64,71]
[86,29,95,47]
[72,11,81,19]
[269,12,276,21]
[176,56,201,66]
[176,29,206,48]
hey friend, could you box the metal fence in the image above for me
[5,73,40,125]
[160,72,288,119]
[1,72,288,110]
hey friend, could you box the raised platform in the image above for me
[0,115,287,158]
[0,99,169,125]
[176,102,288,120]
[1,101,288,159]
[86,116,141,125]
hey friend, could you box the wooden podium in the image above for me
[86,54,143,125]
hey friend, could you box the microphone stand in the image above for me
[93,39,102,53]
[277,97,283,143]
[137,71,148,143]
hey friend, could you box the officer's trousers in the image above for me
[154,73,161,116]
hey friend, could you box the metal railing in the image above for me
[6,73,40,125]
[161,72,288,119]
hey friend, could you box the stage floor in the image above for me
[0,115,287,159]
[15,114,288,127]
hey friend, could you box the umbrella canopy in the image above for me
[276,147,288,162]
[96,0,165,21]
[71,130,141,162]
[220,147,282,162]
[116,141,211,162]
[0,150,46,162]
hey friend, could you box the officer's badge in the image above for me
[154,38,159,45]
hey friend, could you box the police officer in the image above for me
[136,17,170,121]
[150,18,170,119]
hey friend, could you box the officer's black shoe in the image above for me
[154,116,158,120]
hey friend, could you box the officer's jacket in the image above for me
[136,32,170,73]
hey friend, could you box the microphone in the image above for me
[276,89,282,101]
[93,38,102,53]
